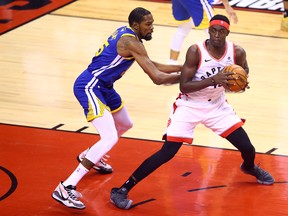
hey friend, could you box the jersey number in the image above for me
[95,40,109,56]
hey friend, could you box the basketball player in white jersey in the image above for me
[110,14,274,210]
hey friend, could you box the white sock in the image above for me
[167,59,179,65]
[62,163,89,187]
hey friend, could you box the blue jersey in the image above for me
[74,26,137,121]
[172,0,214,27]
[87,26,136,87]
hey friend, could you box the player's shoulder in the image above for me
[189,40,207,55]
[233,44,246,55]
[188,42,201,52]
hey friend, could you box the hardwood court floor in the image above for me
[1,123,288,216]
[1,12,288,151]
[1,0,288,215]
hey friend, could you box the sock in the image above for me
[121,175,138,191]
[167,59,179,65]
[62,163,89,187]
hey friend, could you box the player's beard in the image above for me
[143,33,152,41]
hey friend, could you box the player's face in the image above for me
[208,25,229,47]
[139,14,154,41]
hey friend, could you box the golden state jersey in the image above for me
[87,26,136,87]
[186,40,236,101]
[172,0,214,28]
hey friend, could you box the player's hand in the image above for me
[223,4,238,24]
[212,70,235,89]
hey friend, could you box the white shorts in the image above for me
[164,94,244,144]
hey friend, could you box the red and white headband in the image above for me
[209,20,230,30]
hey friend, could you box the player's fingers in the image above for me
[232,14,238,24]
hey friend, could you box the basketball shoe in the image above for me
[77,148,113,174]
[240,164,274,185]
[52,182,85,209]
[110,187,133,209]
[281,17,288,31]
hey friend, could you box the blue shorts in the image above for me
[172,0,214,27]
[73,69,123,122]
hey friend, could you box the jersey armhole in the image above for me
[233,43,237,63]
[195,44,202,69]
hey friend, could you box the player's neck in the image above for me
[206,39,226,59]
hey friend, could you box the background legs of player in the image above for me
[281,0,288,31]
[168,20,208,65]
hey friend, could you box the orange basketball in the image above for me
[222,64,248,92]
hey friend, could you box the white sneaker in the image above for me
[77,148,113,174]
[52,182,85,209]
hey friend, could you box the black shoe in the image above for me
[240,164,274,185]
[110,187,133,209]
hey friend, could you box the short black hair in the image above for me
[128,7,151,26]
[210,14,230,25]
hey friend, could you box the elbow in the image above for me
[180,85,190,93]
[153,80,163,85]
[152,77,164,85]
[151,73,179,85]
[180,87,187,93]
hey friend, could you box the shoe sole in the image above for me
[240,167,275,185]
[110,198,133,210]
[52,191,86,210]
[76,156,113,174]
[257,179,274,185]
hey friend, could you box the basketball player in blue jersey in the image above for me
[51,7,182,210]
[168,0,238,65]
[110,14,274,210]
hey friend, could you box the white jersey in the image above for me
[185,40,236,102]
[165,40,243,144]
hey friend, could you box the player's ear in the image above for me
[208,27,212,33]
[132,22,140,31]
[226,30,230,36]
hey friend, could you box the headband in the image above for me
[209,20,230,30]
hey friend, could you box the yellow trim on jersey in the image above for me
[87,99,110,122]
[121,33,135,37]
[194,9,215,29]
[173,18,191,24]
[194,12,209,29]
[111,101,124,114]
[86,98,124,121]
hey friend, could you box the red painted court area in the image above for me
[1,123,288,216]
[0,0,76,35]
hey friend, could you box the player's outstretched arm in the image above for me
[151,61,182,74]
[118,35,180,85]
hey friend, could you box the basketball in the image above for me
[222,64,248,92]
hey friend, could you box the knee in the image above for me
[177,21,193,37]
[108,133,119,146]
[118,120,133,134]
[125,120,133,131]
